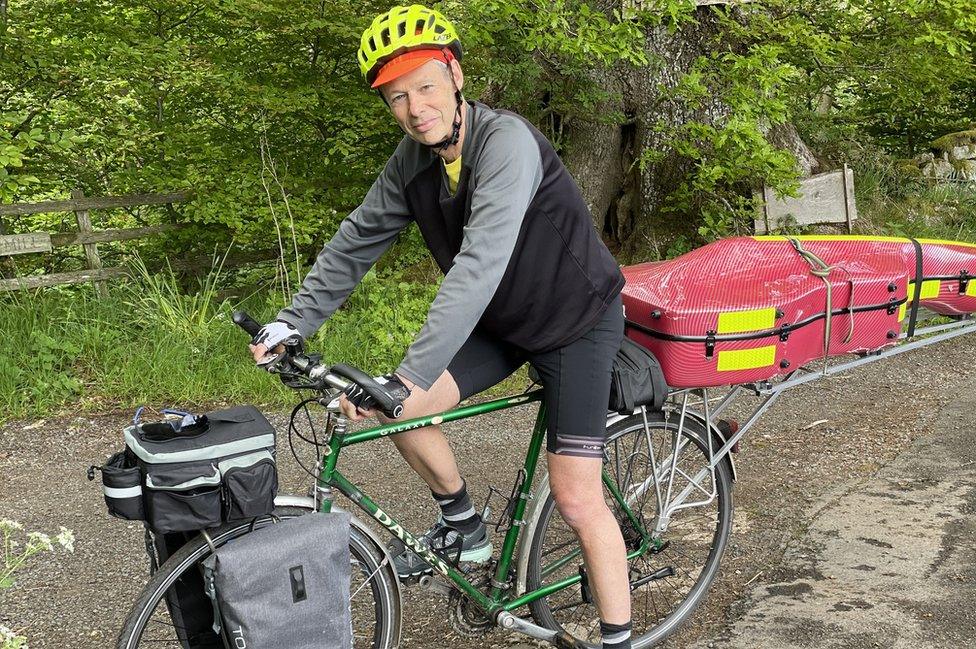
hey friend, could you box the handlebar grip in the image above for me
[330,363,404,419]
[232,311,263,338]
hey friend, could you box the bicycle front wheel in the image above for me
[117,506,401,649]
[526,411,734,647]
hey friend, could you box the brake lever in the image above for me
[257,349,289,372]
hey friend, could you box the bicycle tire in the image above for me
[526,411,734,647]
[117,506,401,649]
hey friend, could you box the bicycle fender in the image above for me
[274,494,404,631]
[681,412,738,483]
[513,474,551,597]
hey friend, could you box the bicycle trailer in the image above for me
[621,236,976,388]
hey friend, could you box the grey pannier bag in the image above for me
[202,511,352,649]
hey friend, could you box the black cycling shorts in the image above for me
[446,294,624,458]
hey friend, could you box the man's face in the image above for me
[380,58,463,147]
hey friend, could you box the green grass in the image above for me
[856,181,976,241]
[844,147,976,241]
[4,263,527,424]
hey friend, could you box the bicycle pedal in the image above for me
[397,568,433,586]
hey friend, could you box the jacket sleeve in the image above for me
[277,150,412,339]
[396,118,544,390]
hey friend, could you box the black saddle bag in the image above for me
[608,336,668,413]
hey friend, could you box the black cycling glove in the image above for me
[342,373,411,414]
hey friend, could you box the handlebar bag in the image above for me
[203,511,352,649]
[122,405,278,533]
[608,336,668,413]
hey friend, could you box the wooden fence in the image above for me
[0,190,189,296]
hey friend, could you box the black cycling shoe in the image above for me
[392,518,492,580]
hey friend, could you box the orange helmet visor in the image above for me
[371,48,451,89]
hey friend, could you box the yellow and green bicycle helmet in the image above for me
[358,5,462,88]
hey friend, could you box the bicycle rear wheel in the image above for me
[526,411,734,647]
[117,506,401,649]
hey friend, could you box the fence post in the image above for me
[72,188,108,298]
[841,163,854,234]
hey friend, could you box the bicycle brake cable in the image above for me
[287,398,325,481]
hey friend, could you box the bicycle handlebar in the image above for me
[231,310,404,419]
[232,311,263,338]
[329,364,403,419]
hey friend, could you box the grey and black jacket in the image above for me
[279,100,624,390]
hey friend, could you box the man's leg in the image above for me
[381,330,523,577]
[531,294,630,647]
[378,370,491,576]
[380,369,463,495]
[548,453,631,624]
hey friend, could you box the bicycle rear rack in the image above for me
[635,315,976,531]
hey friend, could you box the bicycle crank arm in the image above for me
[496,612,586,647]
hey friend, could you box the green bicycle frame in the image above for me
[314,389,655,616]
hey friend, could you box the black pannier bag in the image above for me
[608,336,668,413]
[153,531,224,649]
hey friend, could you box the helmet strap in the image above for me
[429,89,463,152]
[427,48,463,152]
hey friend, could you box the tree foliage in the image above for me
[1,0,974,261]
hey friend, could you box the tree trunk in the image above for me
[558,8,817,262]
[0,0,8,59]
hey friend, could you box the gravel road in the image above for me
[1,333,974,648]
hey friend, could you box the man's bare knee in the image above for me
[551,484,608,531]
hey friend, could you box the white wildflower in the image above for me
[55,528,75,553]
[0,519,23,532]
[0,624,28,647]
[26,532,53,552]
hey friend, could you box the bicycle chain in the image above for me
[448,566,494,637]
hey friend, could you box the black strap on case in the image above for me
[906,237,924,339]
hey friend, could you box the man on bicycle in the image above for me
[251,5,632,647]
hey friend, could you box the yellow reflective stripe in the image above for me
[917,238,976,249]
[751,235,976,249]
[717,307,777,334]
[898,303,907,322]
[717,345,777,372]
[906,280,941,301]
[751,235,912,243]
